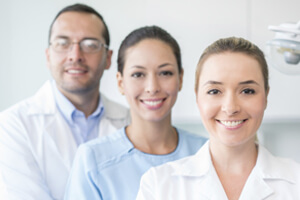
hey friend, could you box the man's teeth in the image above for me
[220,120,244,127]
[143,100,163,106]
[68,69,84,74]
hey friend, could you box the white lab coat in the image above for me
[137,141,300,200]
[0,81,130,200]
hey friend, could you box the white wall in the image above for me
[1,0,300,123]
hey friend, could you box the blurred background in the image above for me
[0,0,299,161]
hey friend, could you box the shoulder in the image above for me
[144,152,197,182]
[271,155,300,177]
[258,144,300,182]
[101,94,129,116]
[150,140,209,176]
[1,81,55,118]
[75,128,132,170]
[0,81,57,129]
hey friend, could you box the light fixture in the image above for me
[266,21,300,75]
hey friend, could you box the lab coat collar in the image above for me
[25,81,77,169]
[27,80,57,115]
[27,80,128,120]
[171,141,296,199]
[171,141,228,199]
[171,140,211,177]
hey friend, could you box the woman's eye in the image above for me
[207,89,220,95]
[160,71,173,76]
[131,72,144,78]
[242,88,255,94]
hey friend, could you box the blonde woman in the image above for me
[137,37,300,200]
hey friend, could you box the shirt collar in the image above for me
[51,80,104,123]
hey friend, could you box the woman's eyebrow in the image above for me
[239,80,259,85]
[203,80,222,86]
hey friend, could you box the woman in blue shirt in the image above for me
[64,25,207,200]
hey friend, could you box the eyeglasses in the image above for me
[49,38,108,53]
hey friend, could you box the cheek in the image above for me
[123,80,141,98]
[48,53,66,69]
[244,96,267,118]
[164,79,181,95]
[197,97,218,120]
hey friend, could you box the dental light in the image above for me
[266,21,300,75]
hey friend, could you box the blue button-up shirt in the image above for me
[52,81,104,145]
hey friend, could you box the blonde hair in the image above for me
[195,37,269,93]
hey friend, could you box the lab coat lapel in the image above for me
[173,141,228,199]
[44,113,78,170]
[239,144,275,200]
[239,171,274,200]
[196,171,229,199]
[29,81,78,170]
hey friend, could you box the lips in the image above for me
[67,69,86,74]
[141,98,166,109]
[143,100,163,106]
[217,119,247,128]
[65,66,88,75]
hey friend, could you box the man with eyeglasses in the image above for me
[0,4,130,200]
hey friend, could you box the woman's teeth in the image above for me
[220,120,244,127]
[143,100,163,106]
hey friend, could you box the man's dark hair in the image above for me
[48,3,110,46]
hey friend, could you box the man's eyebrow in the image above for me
[53,35,69,39]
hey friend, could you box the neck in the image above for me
[209,139,258,200]
[60,87,100,118]
[126,116,178,155]
[210,139,258,173]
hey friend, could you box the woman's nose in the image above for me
[221,93,240,115]
[145,75,161,95]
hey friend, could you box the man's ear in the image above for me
[105,50,113,70]
[45,48,51,69]
[116,71,125,95]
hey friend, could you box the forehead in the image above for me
[124,39,177,68]
[199,52,263,84]
[51,11,104,40]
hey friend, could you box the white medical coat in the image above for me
[0,81,130,200]
[137,141,300,200]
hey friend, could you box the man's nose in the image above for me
[67,43,84,63]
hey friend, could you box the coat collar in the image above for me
[25,80,128,169]
[172,141,211,177]
[27,80,56,115]
[171,141,296,199]
[27,80,128,120]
